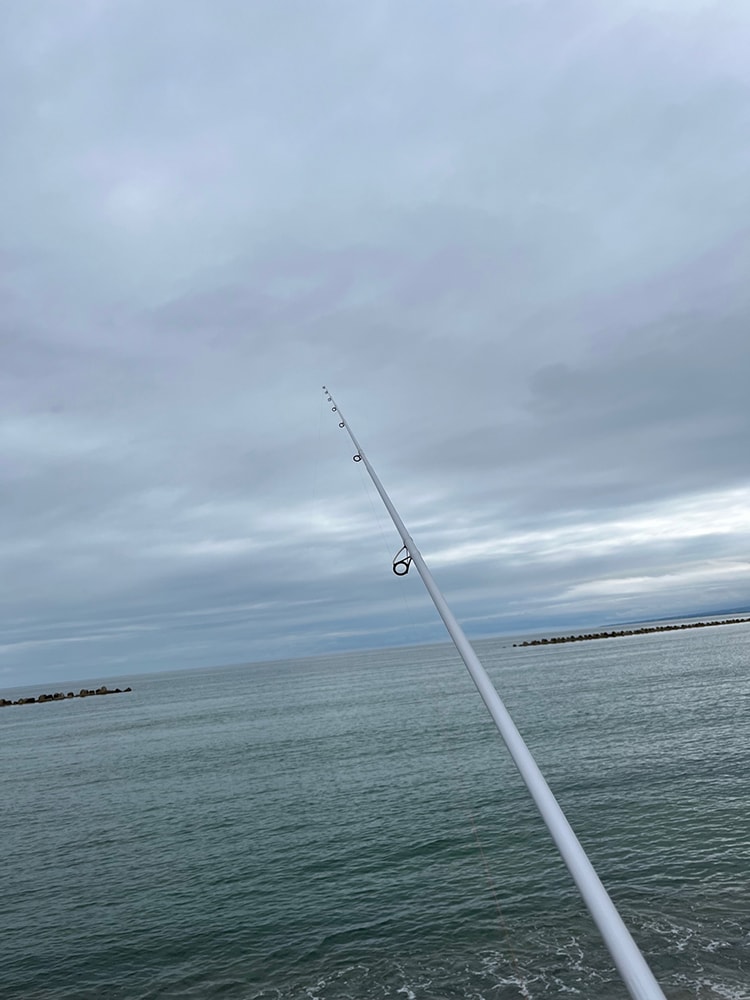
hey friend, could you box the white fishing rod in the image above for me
[323,387,668,1000]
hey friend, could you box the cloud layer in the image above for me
[2,1,749,686]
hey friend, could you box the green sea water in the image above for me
[2,622,749,999]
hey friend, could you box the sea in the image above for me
[2,620,749,999]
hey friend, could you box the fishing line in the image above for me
[422,643,532,996]
[312,389,325,511]
[467,805,529,995]
[344,417,527,984]
[353,456,422,644]
[355,457,394,566]
[351,449,531,986]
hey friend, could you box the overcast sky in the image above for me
[2,0,750,689]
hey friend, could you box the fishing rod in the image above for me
[322,387,668,1000]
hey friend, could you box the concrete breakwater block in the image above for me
[513,616,750,647]
[0,685,132,707]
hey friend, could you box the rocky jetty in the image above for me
[0,685,132,707]
[513,617,750,647]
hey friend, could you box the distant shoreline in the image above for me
[513,617,750,647]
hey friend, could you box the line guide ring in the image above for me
[393,545,412,576]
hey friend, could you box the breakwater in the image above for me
[1,684,132,707]
[514,616,750,647]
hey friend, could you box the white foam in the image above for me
[697,979,750,1000]
[704,938,731,954]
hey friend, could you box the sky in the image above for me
[2,0,750,689]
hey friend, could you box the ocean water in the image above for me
[2,623,749,999]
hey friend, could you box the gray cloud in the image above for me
[2,1,750,687]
